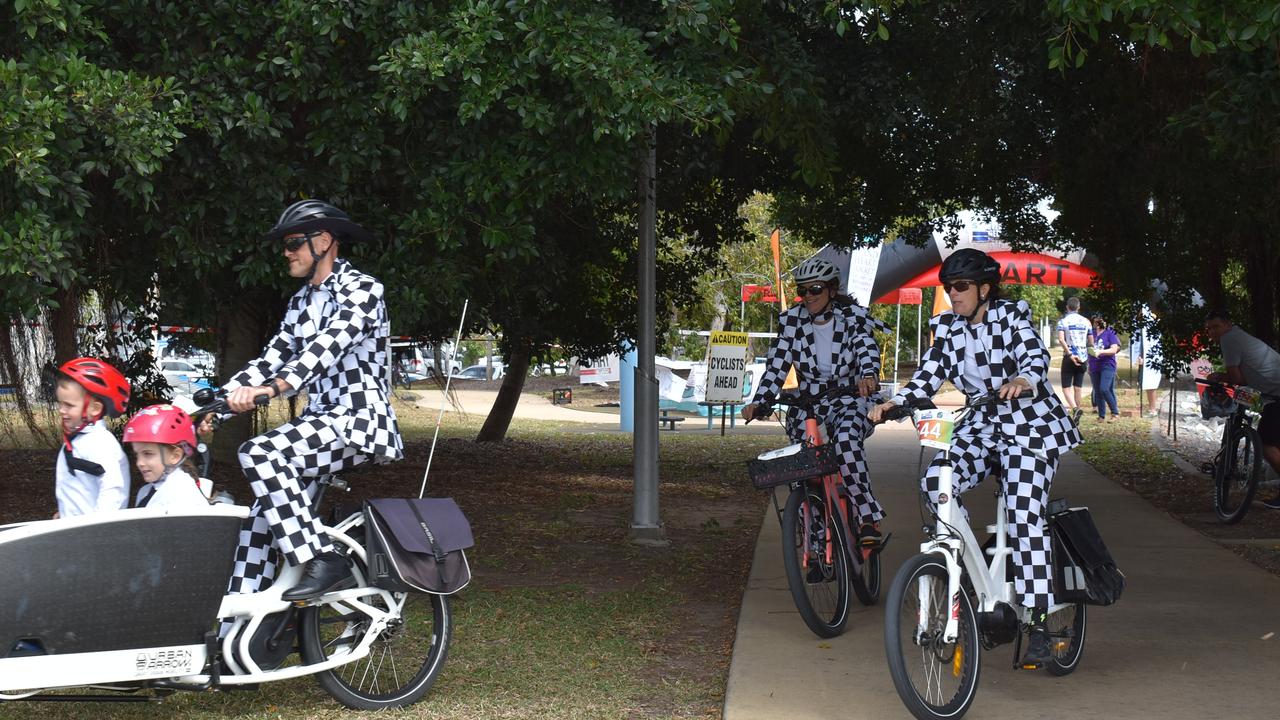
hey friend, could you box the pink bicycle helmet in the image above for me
[123,404,197,456]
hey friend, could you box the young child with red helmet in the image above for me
[123,404,210,510]
[53,357,132,518]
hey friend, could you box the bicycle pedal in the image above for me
[1019,662,1043,671]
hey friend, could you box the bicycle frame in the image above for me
[786,414,868,578]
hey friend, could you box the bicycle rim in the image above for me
[1216,424,1261,524]
[1045,603,1087,676]
[781,487,851,638]
[884,554,980,720]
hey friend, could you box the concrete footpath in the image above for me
[723,420,1280,720]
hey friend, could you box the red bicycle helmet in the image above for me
[123,404,197,456]
[59,357,130,418]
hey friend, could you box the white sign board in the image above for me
[704,331,749,403]
[846,244,883,307]
[579,354,620,384]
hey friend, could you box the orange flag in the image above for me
[771,228,799,390]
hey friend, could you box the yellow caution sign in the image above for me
[709,330,748,347]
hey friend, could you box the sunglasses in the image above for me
[282,232,321,252]
[943,280,977,294]
[797,284,829,297]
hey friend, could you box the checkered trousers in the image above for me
[921,418,1059,609]
[226,411,370,596]
[786,396,885,525]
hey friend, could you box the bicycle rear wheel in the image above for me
[884,554,981,720]
[1215,422,1262,524]
[1045,603,1087,676]
[780,486,852,638]
[846,519,879,606]
[300,534,452,710]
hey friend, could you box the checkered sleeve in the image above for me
[275,277,383,392]
[1009,300,1048,387]
[226,297,300,392]
[855,321,881,378]
[894,313,951,405]
[752,310,799,405]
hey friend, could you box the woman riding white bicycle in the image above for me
[869,248,1082,667]
[743,257,889,546]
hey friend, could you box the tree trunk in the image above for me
[50,284,80,364]
[211,289,274,466]
[1247,244,1276,347]
[476,338,532,442]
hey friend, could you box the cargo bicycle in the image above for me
[0,390,469,710]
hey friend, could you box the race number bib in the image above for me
[914,409,955,450]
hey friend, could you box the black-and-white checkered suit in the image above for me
[893,298,1082,608]
[753,300,888,526]
[223,258,403,596]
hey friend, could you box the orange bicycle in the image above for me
[747,386,886,637]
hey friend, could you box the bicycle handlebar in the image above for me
[191,387,271,419]
[745,384,869,424]
[880,388,1028,424]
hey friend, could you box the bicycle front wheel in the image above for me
[1215,422,1262,524]
[300,545,452,710]
[780,486,852,638]
[884,554,981,720]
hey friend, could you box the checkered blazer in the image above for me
[894,299,1082,456]
[752,300,886,405]
[226,259,403,461]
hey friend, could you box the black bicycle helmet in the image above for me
[264,199,371,243]
[938,248,1002,285]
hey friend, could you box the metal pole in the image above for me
[740,286,745,329]
[894,302,901,393]
[631,122,665,546]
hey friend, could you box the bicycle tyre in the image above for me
[847,528,880,607]
[884,553,981,720]
[1215,422,1262,524]
[300,527,452,710]
[780,486,852,638]
[1045,603,1087,677]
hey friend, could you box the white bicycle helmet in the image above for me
[793,257,840,285]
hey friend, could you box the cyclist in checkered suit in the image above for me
[219,200,403,604]
[870,248,1082,669]
[743,257,890,544]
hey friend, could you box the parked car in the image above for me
[452,364,505,380]
[160,359,214,397]
[391,341,462,380]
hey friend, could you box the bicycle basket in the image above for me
[1199,385,1237,420]
[747,443,840,490]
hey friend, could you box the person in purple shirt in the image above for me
[1087,314,1121,421]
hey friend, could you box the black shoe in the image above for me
[1021,627,1051,668]
[858,523,882,546]
[806,564,826,583]
[1260,494,1280,510]
[281,552,353,601]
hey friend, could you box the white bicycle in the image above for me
[0,394,453,710]
[881,393,1087,720]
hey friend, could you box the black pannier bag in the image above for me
[1048,503,1125,606]
[747,443,840,490]
[364,498,474,595]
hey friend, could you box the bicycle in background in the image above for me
[1195,378,1275,524]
